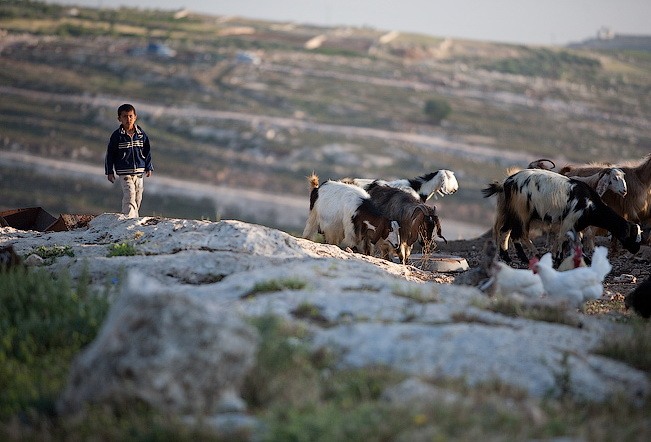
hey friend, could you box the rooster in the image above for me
[532,246,612,308]
[557,230,587,272]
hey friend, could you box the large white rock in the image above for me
[56,271,259,416]
[1,213,648,407]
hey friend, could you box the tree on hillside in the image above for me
[424,98,451,125]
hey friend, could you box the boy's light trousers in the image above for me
[120,174,144,218]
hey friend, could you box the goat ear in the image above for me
[596,175,608,197]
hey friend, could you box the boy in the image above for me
[104,103,153,218]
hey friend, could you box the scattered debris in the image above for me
[0,207,95,232]
[613,274,637,284]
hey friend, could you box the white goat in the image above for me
[302,174,400,254]
[342,170,458,202]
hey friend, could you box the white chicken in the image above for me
[533,246,612,308]
[482,259,545,298]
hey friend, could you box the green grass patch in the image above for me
[595,318,651,372]
[0,267,109,419]
[30,245,74,262]
[242,277,307,298]
[483,47,601,80]
[107,242,138,257]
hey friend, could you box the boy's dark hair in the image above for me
[117,103,136,116]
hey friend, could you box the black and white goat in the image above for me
[342,170,458,202]
[560,154,651,227]
[366,181,446,264]
[302,174,400,254]
[482,169,642,264]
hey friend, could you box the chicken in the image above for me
[557,230,587,272]
[532,246,612,308]
[481,258,545,298]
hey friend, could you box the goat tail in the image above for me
[307,172,319,190]
[481,181,503,198]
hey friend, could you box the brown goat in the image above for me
[366,182,446,264]
[559,154,651,226]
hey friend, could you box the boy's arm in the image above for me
[105,132,117,181]
[143,134,153,176]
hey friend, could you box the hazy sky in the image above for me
[48,0,650,45]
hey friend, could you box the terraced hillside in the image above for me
[1,1,649,234]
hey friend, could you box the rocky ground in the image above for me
[2,213,650,413]
[435,232,651,317]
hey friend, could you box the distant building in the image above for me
[597,26,615,40]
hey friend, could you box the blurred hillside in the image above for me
[1,1,650,235]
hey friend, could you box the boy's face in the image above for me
[118,110,137,131]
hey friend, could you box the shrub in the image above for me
[107,242,138,257]
[424,98,452,125]
[0,267,109,418]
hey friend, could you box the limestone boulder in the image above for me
[56,272,259,416]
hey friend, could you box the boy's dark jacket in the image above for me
[105,125,153,176]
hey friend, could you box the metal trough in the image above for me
[0,207,58,231]
[0,207,95,232]
[408,253,469,273]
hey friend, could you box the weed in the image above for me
[0,266,109,418]
[392,283,438,303]
[30,244,74,263]
[595,318,651,372]
[107,242,138,257]
[242,277,307,298]
[291,302,330,326]
[483,296,580,327]
[243,315,321,409]
[552,352,573,400]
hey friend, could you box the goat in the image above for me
[489,167,628,258]
[482,168,642,264]
[366,182,446,264]
[559,154,651,226]
[569,167,627,198]
[565,168,628,253]
[342,169,458,202]
[302,174,400,254]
